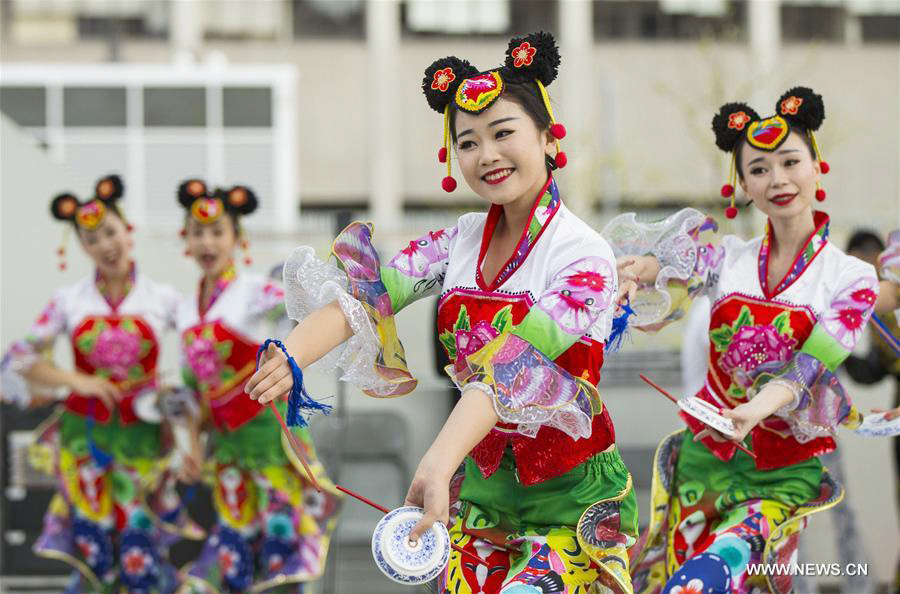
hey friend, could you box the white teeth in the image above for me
[484,169,512,182]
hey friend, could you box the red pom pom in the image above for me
[549,123,567,140]
[815,188,826,201]
[725,206,738,219]
[819,161,830,174]
[438,147,447,163]
[179,229,186,238]
[126,223,135,232]
[720,184,734,198]
[58,262,67,271]
[56,247,66,256]
[441,176,457,193]
[244,257,253,266]
[554,151,568,168]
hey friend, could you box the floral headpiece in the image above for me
[712,86,829,218]
[421,31,567,192]
[50,174,127,270]
[177,179,259,265]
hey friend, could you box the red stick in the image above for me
[270,405,489,567]
[269,403,322,491]
[639,374,757,460]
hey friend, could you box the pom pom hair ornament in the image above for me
[176,179,259,266]
[49,174,127,271]
[421,32,567,192]
[711,87,829,218]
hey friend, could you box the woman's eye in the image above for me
[496,129,512,139]
[459,140,474,150]
[784,159,799,167]
[750,167,765,175]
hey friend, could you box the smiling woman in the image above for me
[237,31,723,594]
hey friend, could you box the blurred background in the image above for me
[1,0,898,592]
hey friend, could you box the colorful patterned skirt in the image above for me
[440,447,638,594]
[630,430,844,594]
[181,405,340,593]
[31,407,193,593]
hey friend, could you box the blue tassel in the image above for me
[605,300,635,354]
[86,399,113,469]
[256,339,332,428]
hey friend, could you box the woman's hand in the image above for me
[694,383,795,444]
[872,406,900,421]
[615,255,662,305]
[245,342,293,405]
[69,374,121,409]
[404,455,452,542]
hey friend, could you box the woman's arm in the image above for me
[405,388,498,540]
[247,300,353,403]
[24,360,121,409]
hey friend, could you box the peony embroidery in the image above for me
[536,256,614,335]
[821,277,878,350]
[87,326,142,380]
[719,325,797,377]
[454,321,500,372]
[185,337,224,386]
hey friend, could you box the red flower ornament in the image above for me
[511,42,536,68]
[431,68,456,92]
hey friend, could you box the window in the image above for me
[143,87,206,127]
[63,87,127,127]
[223,87,272,128]
[0,86,46,127]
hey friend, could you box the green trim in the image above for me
[380,265,417,313]
[511,307,578,360]
[799,324,849,372]
[59,410,160,462]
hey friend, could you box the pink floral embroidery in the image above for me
[454,321,499,372]
[389,227,456,278]
[536,256,614,334]
[719,325,797,377]
[822,277,878,351]
[87,327,142,380]
[185,337,223,386]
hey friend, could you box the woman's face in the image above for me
[77,213,133,278]
[185,216,238,278]
[738,131,820,222]
[454,97,555,208]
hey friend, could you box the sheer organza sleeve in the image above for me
[601,208,721,331]
[737,264,879,442]
[1,292,67,407]
[447,248,617,439]
[283,221,455,398]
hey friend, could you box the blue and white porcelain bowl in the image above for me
[371,506,450,585]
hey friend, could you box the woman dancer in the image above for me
[246,32,661,593]
[174,180,339,593]
[610,88,880,594]
[1,175,188,593]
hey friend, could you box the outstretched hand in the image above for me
[403,462,450,544]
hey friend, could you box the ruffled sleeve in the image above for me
[601,208,721,330]
[879,230,900,285]
[282,221,456,398]
[1,292,67,407]
[447,246,618,439]
[738,262,879,442]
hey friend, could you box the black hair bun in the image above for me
[94,174,124,202]
[222,185,258,216]
[177,179,208,208]
[50,193,79,221]
[422,56,479,113]
[712,102,760,152]
[504,31,560,86]
[776,86,825,132]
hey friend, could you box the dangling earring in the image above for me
[721,152,739,219]
[537,80,567,168]
[809,131,829,201]
[57,226,70,271]
[438,105,457,192]
[241,238,252,267]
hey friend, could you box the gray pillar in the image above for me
[558,0,596,218]
[366,0,403,235]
